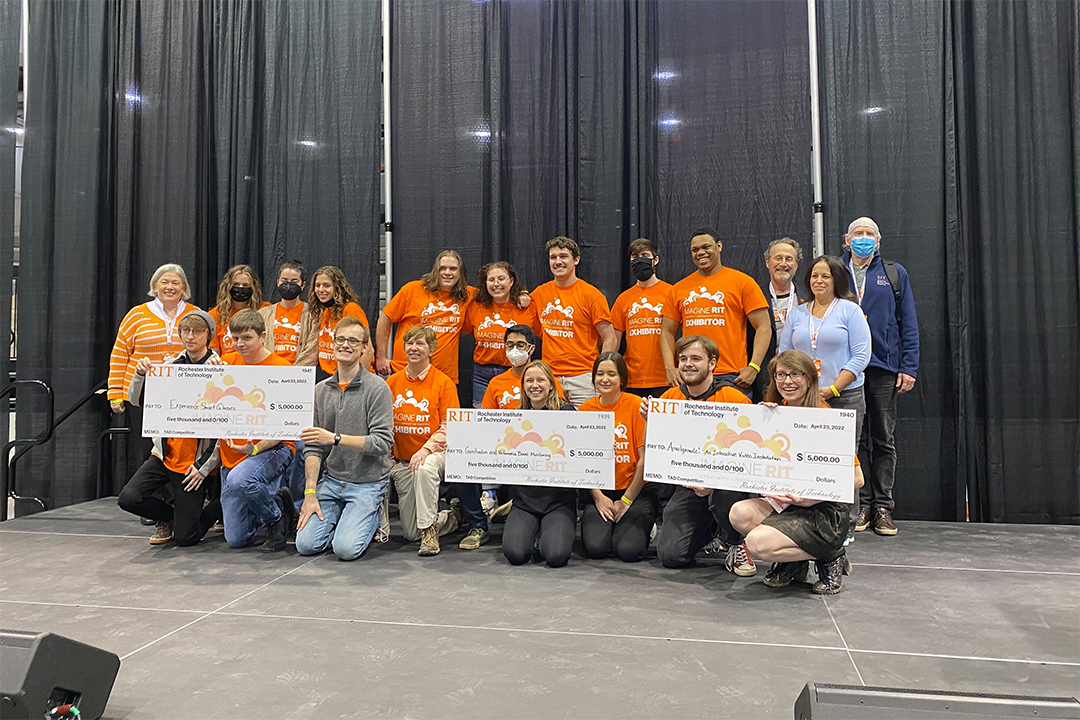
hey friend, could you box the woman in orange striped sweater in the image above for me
[108,264,197,413]
[207,264,266,355]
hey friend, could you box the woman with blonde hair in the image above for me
[208,264,265,355]
[502,361,577,567]
[728,350,863,594]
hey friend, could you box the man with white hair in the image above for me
[841,217,920,537]
[749,237,804,401]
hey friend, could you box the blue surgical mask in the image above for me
[850,236,877,258]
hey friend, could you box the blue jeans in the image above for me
[220,445,292,548]
[287,439,307,511]
[455,483,489,531]
[295,477,388,560]
[472,363,508,408]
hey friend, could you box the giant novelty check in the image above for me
[141,364,315,439]
[643,399,857,503]
[445,408,615,489]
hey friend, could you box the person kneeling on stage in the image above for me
[118,309,223,546]
[728,350,863,594]
[386,326,462,556]
[502,361,577,568]
[218,310,297,552]
[578,352,655,562]
[646,335,756,575]
[295,317,394,560]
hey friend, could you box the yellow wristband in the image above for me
[620,495,633,506]
[251,444,260,456]
[748,362,761,372]
[830,385,840,398]
[304,488,316,495]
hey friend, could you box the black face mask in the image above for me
[277,281,302,301]
[229,285,254,303]
[630,256,655,281]
[320,297,337,309]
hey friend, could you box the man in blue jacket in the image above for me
[842,217,919,537]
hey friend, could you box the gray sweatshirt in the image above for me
[303,367,394,484]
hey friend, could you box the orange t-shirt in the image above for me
[611,281,673,388]
[383,281,474,384]
[317,302,369,375]
[532,278,612,376]
[660,384,751,405]
[271,302,305,363]
[481,369,565,409]
[209,303,271,355]
[162,438,198,475]
[217,351,296,469]
[663,268,768,374]
[578,393,645,491]
[463,300,540,366]
[386,366,459,460]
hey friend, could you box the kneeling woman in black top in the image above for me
[729,350,864,594]
[502,361,577,568]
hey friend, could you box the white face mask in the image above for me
[506,347,531,367]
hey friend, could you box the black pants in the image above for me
[858,367,899,512]
[502,504,575,568]
[581,488,658,562]
[118,455,222,546]
[655,486,746,568]
[627,386,669,400]
[827,385,866,525]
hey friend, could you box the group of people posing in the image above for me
[109,217,919,595]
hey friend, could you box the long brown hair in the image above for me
[764,350,821,407]
[517,361,566,411]
[307,266,360,322]
[421,250,470,303]
[474,261,525,308]
[802,255,857,304]
[214,264,263,323]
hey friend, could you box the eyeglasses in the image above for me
[774,371,807,381]
[505,341,532,351]
[334,336,364,347]
[179,327,207,337]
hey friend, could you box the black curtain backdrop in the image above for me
[17,0,381,509]
[819,0,1079,523]
[1,0,17,449]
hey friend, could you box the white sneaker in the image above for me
[375,495,390,543]
[480,493,497,517]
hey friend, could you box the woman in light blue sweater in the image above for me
[779,255,871,544]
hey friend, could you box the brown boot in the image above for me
[418,524,441,556]
[873,507,898,536]
[149,521,173,545]
[855,504,873,532]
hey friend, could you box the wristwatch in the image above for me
[333,433,342,446]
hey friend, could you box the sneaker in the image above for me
[702,535,728,556]
[649,522,658,542]
[725,542,757,577]
[812,554,847,594]
[458,528,490,550]
[149,521,173,545]
[843,531,855,547]
[854,504,873,532]
[872,507,898,536]
[489,499,513,523]
[211,520,225,533]
[480,493,497,517]
[375,495,390,543]
[261,496,289,553]
[418,524,441,556]
[763,560,809,588]
[141,516,156,526]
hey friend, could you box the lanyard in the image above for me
[848,260,867,305]
[768,282,795,325]
[808,298,839,358]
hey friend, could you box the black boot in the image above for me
[261,490,292,553]
[276,487,297,534]
[812,553,847,595]
[763,560,809,588]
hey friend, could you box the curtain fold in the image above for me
[17,0,382,510]
[1,0,19,447]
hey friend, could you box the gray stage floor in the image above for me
[0,499,1077,719]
